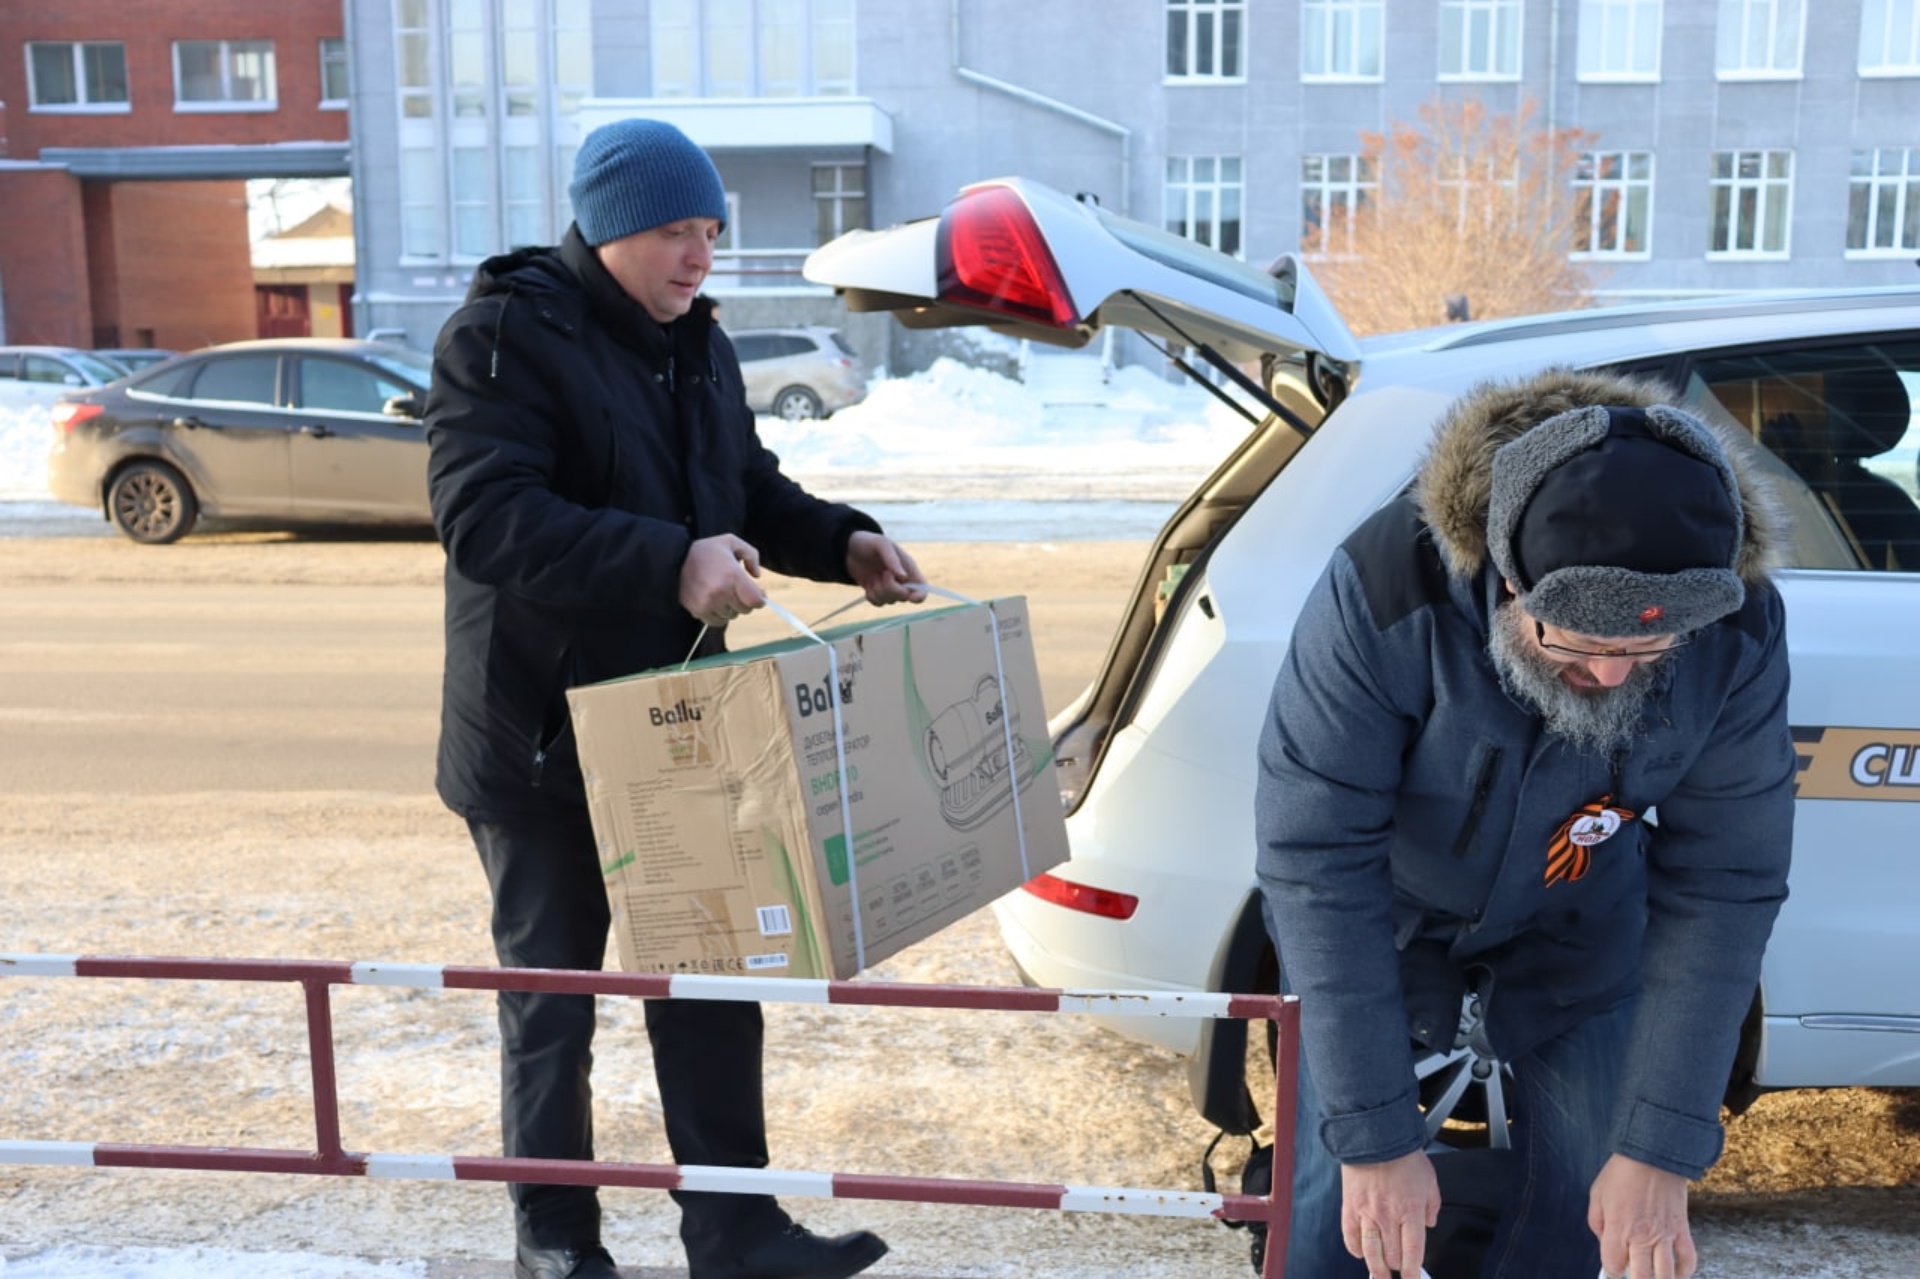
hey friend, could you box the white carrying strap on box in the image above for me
[687,586,1034,974]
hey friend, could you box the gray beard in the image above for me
[1487,600,1663,758]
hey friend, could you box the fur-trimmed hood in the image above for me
[1412,367,1788,588]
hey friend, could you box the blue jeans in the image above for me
[1285,997,1636,1278]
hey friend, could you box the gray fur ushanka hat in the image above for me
[1487,403,1746,638]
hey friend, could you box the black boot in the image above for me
[514,1241,621,1279]
[690,1221,889,1279]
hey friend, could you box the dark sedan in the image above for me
[46,338,433,544]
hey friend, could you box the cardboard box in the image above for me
[568,597,1069,980]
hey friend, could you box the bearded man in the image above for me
[1254,368,1794,1279]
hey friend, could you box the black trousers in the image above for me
[469,812,788,1259]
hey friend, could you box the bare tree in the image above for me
[1302,98,1600,337]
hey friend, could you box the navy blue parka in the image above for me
[1255,370,1795,1182]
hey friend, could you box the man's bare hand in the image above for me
[846,530,926,606]
[1590,1154,1696,1279]
[1342,1150,1440,1278]
[679,533,766,627]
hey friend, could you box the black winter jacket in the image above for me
[425,226,877,819]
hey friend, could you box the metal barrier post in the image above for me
[1265,993,1300,1278]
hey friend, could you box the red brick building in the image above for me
[0,0,347,348]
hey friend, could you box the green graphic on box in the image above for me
[822,826,890,888]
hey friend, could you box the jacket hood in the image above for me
[467,242,574,301]
[1412,367,1787,588]
[458,227,718,366]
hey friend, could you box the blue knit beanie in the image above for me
[568,119,727,246]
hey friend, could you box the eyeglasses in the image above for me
[1534,620,1692,662]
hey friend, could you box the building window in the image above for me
[812,163,867,246]
[505,145,545,248]
[174,39,277,109]
[1848,148,1920,254]
[401,146,445,259]
[26,41,130,110]
[499,0,540,117]
[320,37,350,107]
[1302,0,1384,80]
[1166,0,1246,80]
[1438,156,1521,232]
[554,0,592,116]
[1300,153,1375,255]
[1440,0,1522,80]
[1165,156,1243,256]
[652,0,856,98]
[391,0,600,262]
[396,0,435,120]
[448,0,488,119]
[1859,0,1920,74]
[1716,0,1803,77]
[451,147,496,257]
[1577,0,1662,80]
[1571,151,1654,256]
[1709,149,1793,257]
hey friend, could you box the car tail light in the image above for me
[51,403,104,432]
[1021,871,1138,920]
[937,186,1080,328]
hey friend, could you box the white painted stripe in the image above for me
[364,1152,458,1180]
[1060,1184,1225,1218]
[0,1140,96,1166]
[1057,989,1237,1018]
[668,974,830,1004]
[350,962,447,989]
[0,954,80,978]
[678,1164,835,1199]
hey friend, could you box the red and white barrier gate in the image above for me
[0,953,1300,1275]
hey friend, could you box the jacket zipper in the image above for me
[530,650,579,788]
[1449,745,1504,860]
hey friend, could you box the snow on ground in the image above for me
[0,1248,427,1278]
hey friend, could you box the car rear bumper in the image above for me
[45,434,102,509]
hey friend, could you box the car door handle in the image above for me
[171,416,209,429]
[298,423,336,438]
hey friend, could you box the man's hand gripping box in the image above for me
[566,597,1068,980]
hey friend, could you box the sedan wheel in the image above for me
[108,460,199,545]
[772,385,825,421]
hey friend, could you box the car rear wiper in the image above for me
[1123,289,1316,438]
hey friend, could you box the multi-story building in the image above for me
[0,0,348,348]
[347,0,1920,369]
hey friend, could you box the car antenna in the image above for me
[1122,289,1316,437]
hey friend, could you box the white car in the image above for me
[0,345,127,419]
[806,178,1920,1147]
[728,325,868,421]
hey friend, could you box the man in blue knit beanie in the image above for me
[424,118,916,1279]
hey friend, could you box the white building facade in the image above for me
[345,0,1920,367]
